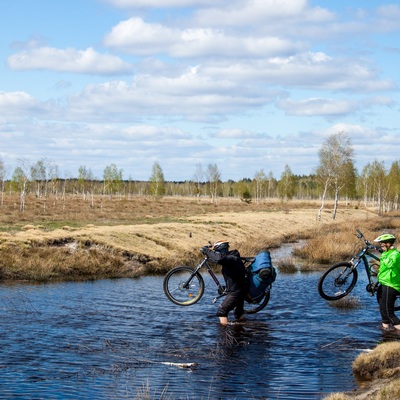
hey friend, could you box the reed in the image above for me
[293,216,400,270]
[275,257,297,274]
[327,296,361,310]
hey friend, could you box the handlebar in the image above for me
[355,228,381,252]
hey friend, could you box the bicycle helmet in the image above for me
[374,233,396,243]
[212,240,229,253]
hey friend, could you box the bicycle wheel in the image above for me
[163,266,205,306]
[244,289,271,314]
[318,262,358,301]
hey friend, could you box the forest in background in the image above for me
[1,132,400,216]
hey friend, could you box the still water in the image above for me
[0,253,398,399]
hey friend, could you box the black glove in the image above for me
[201,247,222,262]
[200,246,210,255]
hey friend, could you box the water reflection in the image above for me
[0,248,397,399]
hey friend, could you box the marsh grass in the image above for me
[276,257,297,274]
[352,342,400,380]
[293,216,400,271]
[0,194,392,282]
[324,343,400,400]
[327,296,361,310]
[134,381,172,400]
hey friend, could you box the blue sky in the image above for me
[1,0,400,181]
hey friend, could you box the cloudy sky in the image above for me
[1,0,400,181]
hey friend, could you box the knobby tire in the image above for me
[318,262,358,301]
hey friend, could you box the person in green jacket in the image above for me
[374,233,400,331]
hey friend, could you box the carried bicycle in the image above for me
[163,248,271,314]
[318,228,400,310]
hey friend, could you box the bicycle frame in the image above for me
[349,228,381,294]
[187,257,226,302]
[184,256,255,303]
[318,228,382,301]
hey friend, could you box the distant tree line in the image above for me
[1,132,399,217]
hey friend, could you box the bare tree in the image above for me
[206,163,221,203]
[254,169,267,203]
[78,165,95,204]
[12,159,30,212]
[193,163,204,200]
[316,132,355,220]
[0,158,7,206]
[386,161,400,211]
[368,160,386,214]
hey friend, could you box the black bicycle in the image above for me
[318,228,400,310]
[163,249,271,314]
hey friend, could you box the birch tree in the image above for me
[206,163,221,203]
[254,169,267,203]
[103,163,123,198]
[277,164,295,202]
[316,132,355,220]
[193,163,204,199]
[149,161,165,197]
[12,159,30,212]
[0,158,7,206]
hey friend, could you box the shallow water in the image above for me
[0,250,398,399]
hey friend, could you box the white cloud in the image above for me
[104,17,179,54]
[104,0,219,7]
[104,17,302,58]
[277,97,358,116]
[7,47,132,75]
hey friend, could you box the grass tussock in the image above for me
[352,342,400,380]
[0,242,131,282]
[323,379,400,400]
[328,296,361,310]
[323,394,353,400]
[276,257,297,274]
[324,344,400,400]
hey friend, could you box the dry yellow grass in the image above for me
[352,342,400,380]
[0,203,373,279]
[323,342,400,400]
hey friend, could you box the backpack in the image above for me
[246,250,276,304]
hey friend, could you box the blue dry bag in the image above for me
[246,250,276,304]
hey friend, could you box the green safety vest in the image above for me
[378,248,400,292]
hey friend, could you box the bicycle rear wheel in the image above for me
[244,289,271,314]
[163,266,205,306]
[318,262,358,301]
[395,296,400,312]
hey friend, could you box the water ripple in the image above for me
[0,266,395,399]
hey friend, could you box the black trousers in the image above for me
[216,289,244,318]
[377,284,400,325]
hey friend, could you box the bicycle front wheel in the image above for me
[244,289,271,314]
[163,266,205,306]
[318,262,358,301]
